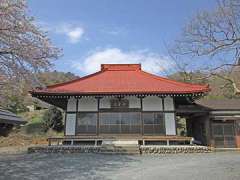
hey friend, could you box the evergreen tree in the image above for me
[42,106,63,132]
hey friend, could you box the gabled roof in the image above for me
[31,64,210,95]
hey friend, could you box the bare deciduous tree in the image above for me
[173,0,240,94]
[0,0,61,107]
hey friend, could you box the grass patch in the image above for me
[19,110,46,135]
[18,110,64,137]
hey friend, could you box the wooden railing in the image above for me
[47,136,193,146]
[142,136,193,146]
[47,137,101,146]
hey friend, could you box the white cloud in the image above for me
[56,24,84,43]
[73,48,175,75]
[37,21,85,44]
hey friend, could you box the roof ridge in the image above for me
[101,64,141,71]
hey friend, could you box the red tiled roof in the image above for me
[31,64,210,95]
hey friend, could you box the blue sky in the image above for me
[28,0,217,76]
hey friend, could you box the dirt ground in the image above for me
[0,133,47,154]
[0,152,239,180]
[0,134,47,147]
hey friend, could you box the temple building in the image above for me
[30,64,240,149]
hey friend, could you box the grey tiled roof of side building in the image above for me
[0,108,27,125]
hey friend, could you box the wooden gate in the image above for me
[212,121,236,148]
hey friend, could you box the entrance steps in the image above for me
[102,140,138,146]
[100,145,140,155]
[100,140,140,154]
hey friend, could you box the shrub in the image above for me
[42,106,63,132]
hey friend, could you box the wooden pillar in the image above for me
[140,97,143,135]
[209,119,215,148]
[48,139,51,146]
[96,97,100,136]
[204,114,211,146]
[186,117,193,137]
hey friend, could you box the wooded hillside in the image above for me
[1,71,78,113]
[169,67,240,99]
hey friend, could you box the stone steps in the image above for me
[100,144,140,154]
[99,140,140,154]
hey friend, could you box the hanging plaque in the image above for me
[110,98,129,108]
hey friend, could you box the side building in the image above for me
[0,108,27,136]
[197,99,240,148]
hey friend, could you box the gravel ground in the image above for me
[0,152,239,180]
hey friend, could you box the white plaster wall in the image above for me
[164,96,174,111]
[164,113,176,135]
[126,96,141,108]
[67,98,77,112]
[142,96,163,111]
[99,97,111,109]
[78,97,98,111]
[65,113,76,135]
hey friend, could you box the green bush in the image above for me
[42,106,63,132]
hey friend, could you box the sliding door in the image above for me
[99,112,141,134]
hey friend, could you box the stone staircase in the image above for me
[100,140,140,155]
